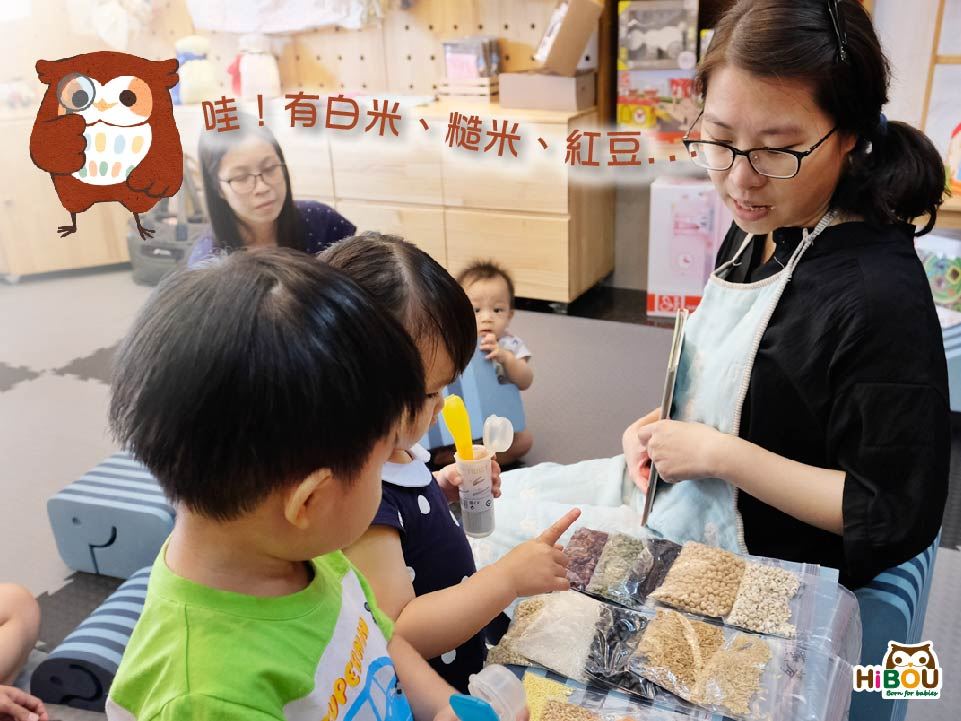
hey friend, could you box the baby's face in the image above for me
[465,277,513,340]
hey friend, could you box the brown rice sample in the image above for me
[541,700,600,721]
[650,542,746,618]
[486,597,545,667]
[634,608,724,699]
[694,632,771,716]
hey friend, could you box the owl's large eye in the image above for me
[119,89,136,107]
[915,653,928,665]
[892,653,907,665]
[56,73,95,112]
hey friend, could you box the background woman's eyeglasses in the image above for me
[682,112,838,179]
[220,163,286,194]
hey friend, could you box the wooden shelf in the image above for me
[935,194,961,230]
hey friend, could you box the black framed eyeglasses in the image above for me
[219,163,287,194]
[681,112,838,179]
[827,0,848,64]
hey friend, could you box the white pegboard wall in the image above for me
[7,0,598,106]
[293,0,599,96]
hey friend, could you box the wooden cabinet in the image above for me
[330,131,444,206]
[0,115,130,279]
[337,200,447,265]
[445,210,569,300]
[427,104,614,302]
[330,101,613,303]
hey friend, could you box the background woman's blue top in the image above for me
[187,200,356,267]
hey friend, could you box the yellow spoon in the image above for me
[441,395,474,460]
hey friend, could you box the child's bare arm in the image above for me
[478,333,534,390]
[501,353,533,390]
[387,633,457,721]
[346,510,579,660]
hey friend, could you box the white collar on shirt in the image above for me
[381,444,433,488]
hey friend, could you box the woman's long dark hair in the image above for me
[697,0,946,234]
[198,115,306,252]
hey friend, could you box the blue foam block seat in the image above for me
[47,452,174,579]
[31,567,151,712]
[850,531,941,721]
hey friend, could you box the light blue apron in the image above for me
[646,210,838,552]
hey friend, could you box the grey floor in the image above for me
[1,265,958,720]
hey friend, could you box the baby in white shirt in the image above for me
[457,260,534,465]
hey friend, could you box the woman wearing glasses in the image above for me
[188,116,355,267]
[621,0,949,588]
[467,0,948,596]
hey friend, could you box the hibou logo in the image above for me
[853,641,942,700]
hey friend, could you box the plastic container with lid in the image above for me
[454,664,526,721]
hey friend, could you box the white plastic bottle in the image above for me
[468,665,526,721]
[455,444,495,538]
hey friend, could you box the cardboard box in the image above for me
[646,176,733,317]
[499,70,595,112]
[535,0,604,77]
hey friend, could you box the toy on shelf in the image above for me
[232,33,282,101]
[173,35,219,105]
[617,69,698,158]
[647,176,733,317]
[618,0,698,71]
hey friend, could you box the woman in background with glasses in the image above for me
[188,115,355,267]
[623,0,949,588]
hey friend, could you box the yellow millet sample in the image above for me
[522,673,574,721]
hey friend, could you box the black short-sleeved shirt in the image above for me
[371,445,485,692]
[713,220,950,589]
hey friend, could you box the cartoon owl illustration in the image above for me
[29,51,183,239]
[883,642,938,670]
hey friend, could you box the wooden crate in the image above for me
[437,76,500,100]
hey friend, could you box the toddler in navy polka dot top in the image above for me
[322,233,580,692]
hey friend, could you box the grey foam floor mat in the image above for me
[53,344,118,386]
[36,572,122,650]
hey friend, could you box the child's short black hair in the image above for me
[320,233,477,376]
[109,248,425,520]
[455,260,516,309]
